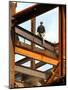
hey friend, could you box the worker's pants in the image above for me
[39,33,45,44]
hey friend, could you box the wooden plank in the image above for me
[15,41,57,59]
[15,46,59,66]
[15,26,54,52]
[13,4,58,25]
[15,65,46,79]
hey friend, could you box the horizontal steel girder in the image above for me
[15,65,46,79]
[15,41,57,59]
[15,26,55,52]
[15,46,59,66]
[13,4,58,24]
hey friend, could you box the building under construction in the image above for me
[9,2,66,88]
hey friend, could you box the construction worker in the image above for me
[37,22,45,44]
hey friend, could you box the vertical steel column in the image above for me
[58,5,66,77]
[9,2,17,88]
[31,18,36,69]
[61,6,66,76]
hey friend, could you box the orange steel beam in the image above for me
[15,46,59,66]
[15,41,57,59]
[15,41,57,68]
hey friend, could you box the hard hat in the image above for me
[40,21,43,24]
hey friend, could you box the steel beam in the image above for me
[15,57,46,69]
[36,62,46,68]
[9,2,17,88]
[61,6,66,76]
[15,67,52,80]
[15,41,57,59]
[46,71,57,85]
[57,6,66,76]
[15,57,47,69]
[15,57,31,65]
[31,18,36,69]
[15,26,55,52]
[46,64,59,84]
[13,4,58,25]
[15,65,46,79]
[15,46,59,66]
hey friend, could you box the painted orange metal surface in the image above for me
[15,46,59,66]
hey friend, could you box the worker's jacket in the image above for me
[37,25,45,33]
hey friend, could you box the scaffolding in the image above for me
[9,2,66,88]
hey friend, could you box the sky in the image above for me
[15,2,59,72]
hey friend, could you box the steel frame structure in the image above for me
[9,2,66,88]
